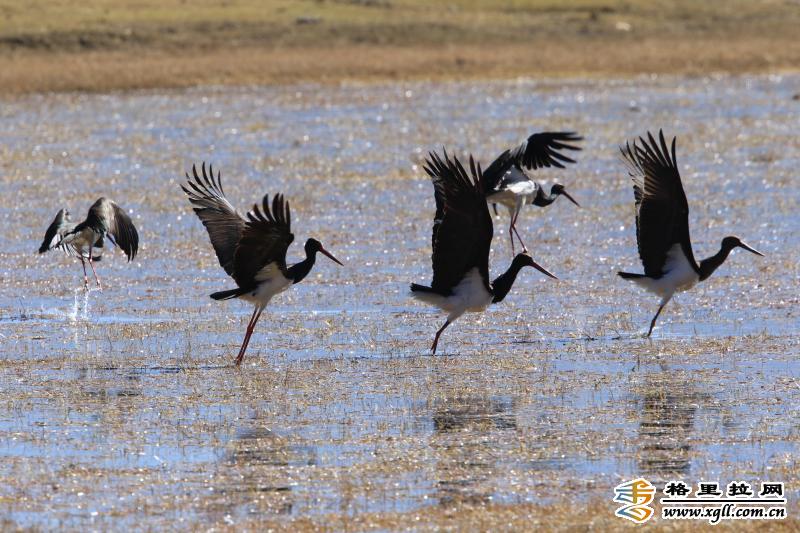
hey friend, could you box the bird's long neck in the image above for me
[531,187,556,207]
[698,243,735,281]
[287,250,316,284]
[491,258,527,303]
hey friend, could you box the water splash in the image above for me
[69,287,97,321]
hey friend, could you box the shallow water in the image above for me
[0,74,798,528]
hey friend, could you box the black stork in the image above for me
[618,130,764,337]
[38,198,139,290]
[182,163,343,366]
[484,131,582,255]
[410,150,558,354]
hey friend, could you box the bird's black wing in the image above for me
[182,163,246,276]
[423,150,493,294]
[493,165,538,192]
[233,194,294,288]
[85,198,139,261]
[509,131,583,170]
[620,130,694,277]
[38,208,74,253]
[481,149,517,194]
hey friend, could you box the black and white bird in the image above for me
[182,163,343,366]
[38,198,139,289]
[618,130,764,336]
[410,150,558,354]
[484,132,582,255]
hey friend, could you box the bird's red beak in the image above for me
[738,241,764,257]
[529,258,558,279]
[320,246,344,265]
[561,190,581,207]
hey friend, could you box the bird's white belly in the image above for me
[239,275,292,306]
[411,268,492,316]
[635,244,699,297]
[411,269,492,321]
[486,185,536,211]
[506,181,538,199]
[485,189,518,210]
[444,268,493,318]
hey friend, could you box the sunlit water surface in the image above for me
[0,74,798,528]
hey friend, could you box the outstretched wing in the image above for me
[620,129,693,277]
[233,194,294,288]
[423,150,493,294]
[182,163,246,276]
[38,208,74,253]
[85,198,139,261]
[481,149,517,194]
[508,131,583,170]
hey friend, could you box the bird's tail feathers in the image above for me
[410,283,449,308]
[210,287,249,300]
[617,271,646,279]
[410,283,436,293]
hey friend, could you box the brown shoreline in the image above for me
[1,38,798,94]
[3,0,800,94]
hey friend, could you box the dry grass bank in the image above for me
[0,0,799,93]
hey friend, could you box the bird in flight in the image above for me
[38,198,139,290]
[182,163,343,366]
[483,131,582,255]
[618,130,764,336]
[411,150,558,354]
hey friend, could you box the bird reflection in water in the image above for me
[217,425,317,518]
[431,395,516,506]
[635,366,715,481]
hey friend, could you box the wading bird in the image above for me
[182,163,343,366]
[484,131,582,254]
[38,198,139,289]
[618,130,764,336]
[410,150,558,354]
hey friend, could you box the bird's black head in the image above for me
[305,238,344,265]
[513,253,558,279]
[722,236,764,257]
[550,183,581,207]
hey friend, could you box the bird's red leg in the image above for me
[234,308,258,366]
[80,258,89,290]
[509,207,528,254]
[430,320,451,355]
[512,225,529,254]
[508,219,516,256]
[242,308,264,360]
[88,249,102,291]
[235,307,263,366]
[647,298,670,337]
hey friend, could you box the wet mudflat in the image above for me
[0,75,798,529]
